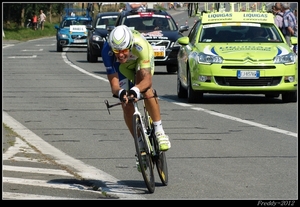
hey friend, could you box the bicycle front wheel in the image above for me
[133,114,155,193]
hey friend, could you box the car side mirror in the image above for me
[107,26,115,32]
[86,24,93,30]
[177,36,189,45]
[179,25,189,33]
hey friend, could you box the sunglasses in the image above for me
[112,48,130,54]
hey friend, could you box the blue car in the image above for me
[55,8,92,52]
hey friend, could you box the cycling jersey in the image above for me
[102,29,154,90]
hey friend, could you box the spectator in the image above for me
[293,9,298,54]
[39,9,46,30]
[281,3,297,49]
[125,2,147,12]
[32,12,38,30]
[272,3,284,32]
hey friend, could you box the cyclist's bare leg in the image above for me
[143,88,161,122]
[134,69,161,123]
[122,103,135,136]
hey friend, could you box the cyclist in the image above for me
[101,25,171,166]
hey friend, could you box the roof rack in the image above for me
[188,2,268,18]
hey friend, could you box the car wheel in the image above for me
[187,69,203,103]
[88,48,98,62]
[177,72,187,98]
[87,48,90,62]
[56,42,62,52]
[282,91,297,103]
[167,65,178,73]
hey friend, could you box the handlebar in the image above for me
[104,89,158,115]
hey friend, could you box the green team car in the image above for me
[177,3,297,103]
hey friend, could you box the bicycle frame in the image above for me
[132,100,152,154]
[104,90,168,193]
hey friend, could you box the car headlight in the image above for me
[197,52,223,64]
[273,53,297,64]
[59,34,68,38]
[92,35,104,41]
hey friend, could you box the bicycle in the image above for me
[26,19,32,28]
[104,90,168,193]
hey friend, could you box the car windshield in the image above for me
[96,16,118,29]
[122,16,178,31]
[199,23,284,43]
[61,19,92,28]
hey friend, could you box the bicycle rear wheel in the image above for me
[152,132,168,186]
[156,151,168,186]
[133,114,155,193]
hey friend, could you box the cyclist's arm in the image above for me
[131,31,155,93]
[135,69,152,94]
[102,42,122,97]
[107,73,122,97]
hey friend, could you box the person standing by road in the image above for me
[293,9,298,54]
[39,9,46,30]
[32,12,38,30]
[125,2,147,12]
[272,3,284,33]
[281,3,297,51]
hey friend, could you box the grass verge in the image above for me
[3,22,59,41]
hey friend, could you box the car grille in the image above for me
[71,35,87,39]
[214,77,282,86]
[221,66,276,69]
[147,40,170,48]
[148,40,171,60]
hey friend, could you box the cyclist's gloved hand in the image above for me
[128,86,141,100]
[118,89,127,102]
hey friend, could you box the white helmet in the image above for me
[109,25,133,50]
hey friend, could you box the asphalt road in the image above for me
[2,5,298,201]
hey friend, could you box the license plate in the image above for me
[152,46,165,57]
[237,70,260,79]
[74,39,86,43]
[154,51,165,57]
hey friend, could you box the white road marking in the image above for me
[3,44,14,48]
[3,192,81,200]
[191,106,297,137]
[22,48,43,51]
[3,177,101,192]
[7,55,37,58]
[3,165,74,177]
[7,156,51,163]
[160,97,297,138]
[3,111,145,200]
[61,51,108,82]
[35,44,55,46]
[3,137,37,160]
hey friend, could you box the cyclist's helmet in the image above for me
[108,25,134,50]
